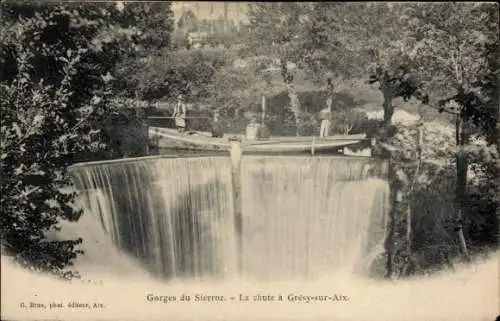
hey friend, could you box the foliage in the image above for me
[464,138,500,249]
[200,55,301,135]
[205,60,273,114]
[171,29,190,50]
[387,122,456,275]
[248,3,408,82]
[386,116,499,275]
[265,107,298,137]
[296,112,318,137]
[227,2,498,274]
[0,2,139,279]
[206,29,238,49]
[350,3,500,273]
[118,2,174,55]
[177,9,198,33]
[112,2,174,98]
[97,98,150,159]
[398,2,499,258]
[300,3,379,80]
[398,3,497,95]
[245,3,313,135]
[246,3,310,63]
[117,47,231,103]
[331,109,370,135]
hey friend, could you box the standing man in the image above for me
[173,94,187,133]
[319,78,334,137]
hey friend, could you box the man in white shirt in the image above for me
[172,94,187,133]
[319,80,334,137]
[319,98,333,138]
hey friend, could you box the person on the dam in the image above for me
[211,109,225,138]
[319,79,334,138]
[319,103,332,138]
[173,94,187,133]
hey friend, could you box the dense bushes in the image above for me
[0,2,155,278]
[0,3,115,278]
[385,121,499,276]
[116,47,233,102]
[98,100,150,159]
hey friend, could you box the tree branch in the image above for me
[68,106,98,133]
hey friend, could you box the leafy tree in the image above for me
[118,2,174,54]
[171,29,190,50]
[0,2,138,278]
[298,3,430,125]
[367,3,499,275]
[367,66,429,126]
[136,48,231,102]
[301,2,372,80]
[331,109,370,135]
[299,2,500,274]
[177,9,198,33]
[246,3,311,135]
[244,3,426,131]
[389,121,459,276]
[112,1,174,98]
[395,2,499,261]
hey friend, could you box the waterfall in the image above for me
[71,156,238,280]
[240,156,389,280]
[70,155,388,282]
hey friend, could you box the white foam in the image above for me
[2,252,498,321]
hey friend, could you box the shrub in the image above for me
[0,2,138,279]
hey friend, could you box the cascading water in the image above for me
[71,156,238,280]
[240,156,389,280]
[70,154,388,282]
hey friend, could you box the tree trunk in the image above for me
[402,116,424,277]
[381,78,398,278]
[344,123,353,135]
[281,58,301,136]
[383,92,394,127]
[455,115,471,262]
[385,158,398,279]
[287,84,301,136]
[342,110,353,135]
[379,72,395,127]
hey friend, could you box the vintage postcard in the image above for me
[1,1,499,321]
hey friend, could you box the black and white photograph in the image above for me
[1,1,499,321]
